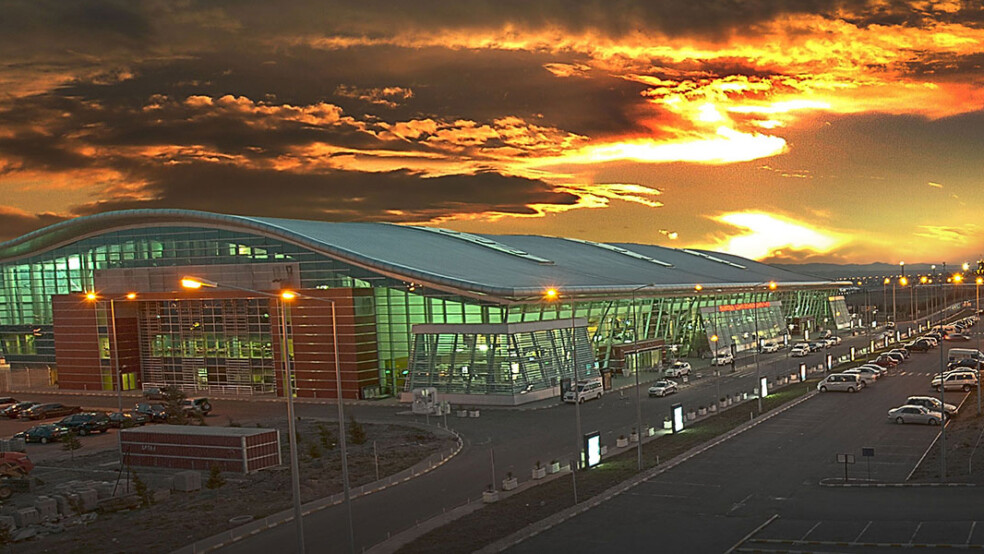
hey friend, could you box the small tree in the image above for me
[61,429,82,460]
[317,423,335,450]
[348,417,367,445]
[206,464,225,489]
[163,386,188,425]
[132,470,151,507]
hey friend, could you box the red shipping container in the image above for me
[121,425,281,473]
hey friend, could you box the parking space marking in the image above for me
[799,521,821,541]
[969,521,977,545]
[853,520,872,543]
[909,521,923,545]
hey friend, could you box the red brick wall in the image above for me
[274,288,379,400]
[51,295,103,391]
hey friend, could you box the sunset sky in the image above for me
[1,1,983,264]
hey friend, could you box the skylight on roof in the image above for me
[565,238,674,267]
[406,226,554,265]
[680,249,747,269]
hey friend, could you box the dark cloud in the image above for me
[0,210,68,242]
[69,164,579,223]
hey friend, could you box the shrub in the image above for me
[132,470,151,507]
[317,423,335,450]
[206,464,226,489]
[348,417,367,445]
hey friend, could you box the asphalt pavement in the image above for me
[505,326,983,553]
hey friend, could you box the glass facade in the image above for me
[407,324,596,396]
[0,218,842,400]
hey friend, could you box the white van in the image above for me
[563,380,604,403]
[817,373,863,393]
[948,348,983,363]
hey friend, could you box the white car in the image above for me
[843,367,879,385]
[932,370,978,392]
[761,343,780,353]
[791,345,810,357]
[830,336,842,345]
[905,396,958,418]
[710,353,734,366]
[648,380,678,397]
[563,380,604,403]
[887,405,942,425]
[664,361,692,378]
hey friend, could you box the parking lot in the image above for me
[508,346,978,554]
[736,512,984,552]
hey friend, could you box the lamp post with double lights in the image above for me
[883,278,890,323]
[629,283,660,472]
[181,277,353,554]
[752,281,777,413]
[84,291,137,459]
[544,288,582,503]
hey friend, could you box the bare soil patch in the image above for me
[12,417,456,554]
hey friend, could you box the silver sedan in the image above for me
[648,380,678,398]
[887,405,942,425]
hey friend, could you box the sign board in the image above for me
[584,431,601,468]
[836,453,856,464]
[862,447,875,457]
[759,376,768,398]
[671,403,684,433]
[799,363,807,381]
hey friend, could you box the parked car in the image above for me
[829,336,843,345]
[887,405,942,425]
[663,361,692,378]
[905,396,958,418]
[1,402,38,419]
[791,345,810,357]
[13,423,68,444]
[563,380,604,404]
[108,410,149,428]
[884,352,905,364]
[710,353,734,366]
[906,340,932,352]
[0,397,17,409]
[58,412,111,436]
[761,343,780,353]
[890,348,909,359]
[142,387,167,400]
[180,397,212,415]
[873,354,898,368]
[21,403,81,421]
[858,364,887,377]
[843,367,879,385]
[648,380,678,398]
[945,333,972,341]
[949,359,983,371]
[134,402,169,422]
[817,373,863,393]
[932,370,979,392]
[886,322,896,330]
[808,341,825,352]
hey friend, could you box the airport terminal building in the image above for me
[0,209,850,405]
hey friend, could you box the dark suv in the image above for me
[180,397,212,416]
[135,402,169,422]
[58,412,111,436]
[21,403,81,420]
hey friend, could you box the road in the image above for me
[507,332,981,553]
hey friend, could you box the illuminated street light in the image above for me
[84,291,137,465]
[544,288,582,502]
[180,276,351,553]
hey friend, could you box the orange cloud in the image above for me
[697,211,850,260]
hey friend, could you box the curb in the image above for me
[173,422,464,554]
[475,389,819,553]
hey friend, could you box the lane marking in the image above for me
[909,522,923,545]
[853,520,872,543]
[969,521,977,545]
[800,521,822,541]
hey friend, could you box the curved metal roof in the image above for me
[0,209,845,299]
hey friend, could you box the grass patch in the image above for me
[397,380,815,553]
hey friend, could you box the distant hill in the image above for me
[770,262,967,281]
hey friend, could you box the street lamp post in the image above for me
[977,276,982,416]
[630,283,658,472]
[752,281,777,413]
[936,266,947,483]
[544,288,581,503]
[181,277,353,554]
[85,291,137,461]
